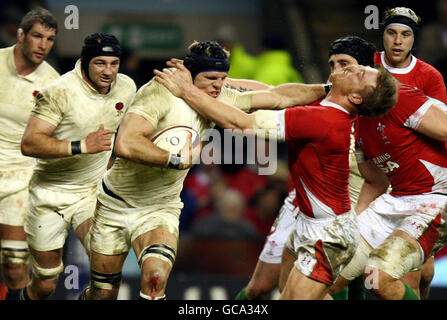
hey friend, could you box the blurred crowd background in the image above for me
[1,0,447,299]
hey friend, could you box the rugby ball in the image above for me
[151,126,200,155]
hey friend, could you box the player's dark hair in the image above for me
[356,66,398,118]
[20,8,58,34]
[328,36,376,67]
[184,41,230,79]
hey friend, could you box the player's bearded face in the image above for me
[19,23,56,66]
[193,71,228,98]
[383,25,414,67]
[88,56,120,93]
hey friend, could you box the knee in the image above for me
[1,240,30,276]
[89,269,122,300]
[328,277,349,296]
[89,286,118,300]
[246,279,273,300]
[32,278,58,299]
[2,263,29,281]
[141,264,169,294]
[30,257,63,298]
[363,267,388,296]
[138,244,176,296]
[421,259,435,283]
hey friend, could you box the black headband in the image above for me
[383,15,419,34]
[184,51,230,79]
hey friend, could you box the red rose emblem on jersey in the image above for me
[115,102,124,116]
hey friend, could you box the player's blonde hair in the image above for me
[356,66,398,118]
[383,7,421,25]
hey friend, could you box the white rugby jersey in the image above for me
[31,60,136,192]
[104,80,251,208]
[0,45,59,170]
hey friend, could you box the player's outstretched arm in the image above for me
[250,82,327,110]
[224,78,272,92]
[114,113,194,169]
[154,65,255,131]
[416,102,447,141]
[355,159,390,214]
[21,116,115,158]
[165,58,326,110]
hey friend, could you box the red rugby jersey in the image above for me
[356,84,447,196]
[375,51,447,103]
[285,99,353,218]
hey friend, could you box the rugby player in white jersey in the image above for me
[19,33,136,300]
[0,8,59,300]
[79,40,327,300]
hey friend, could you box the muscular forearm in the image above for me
[21,133,72,158]
[224,78,272,92]
[251,83,326,110]
[114,133,170,167]
[182,83,254,130]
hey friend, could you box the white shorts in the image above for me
[0,169,33,226]
[358,193,447,261]
[25,182,96,251]
[285,210,359,286]
[259,203,296,264]
[90,181,182,256]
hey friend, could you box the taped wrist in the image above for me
[167,153,182,169]
[253,110,286,142]
[69,139,87,155]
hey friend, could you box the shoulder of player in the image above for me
[38,60,60,79]
[397,83,427,97]
[37,71,76,100]
[130,78,175,109]
[115,72,137,92]
[286,104,350,124]
[0,46,11,59]
[415,57,442,76]
[0,47,10,70]
[392,84,429,113]
[136,78,173,98]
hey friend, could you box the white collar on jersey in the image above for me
[320,99,350,114]
[380,51,417,74]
